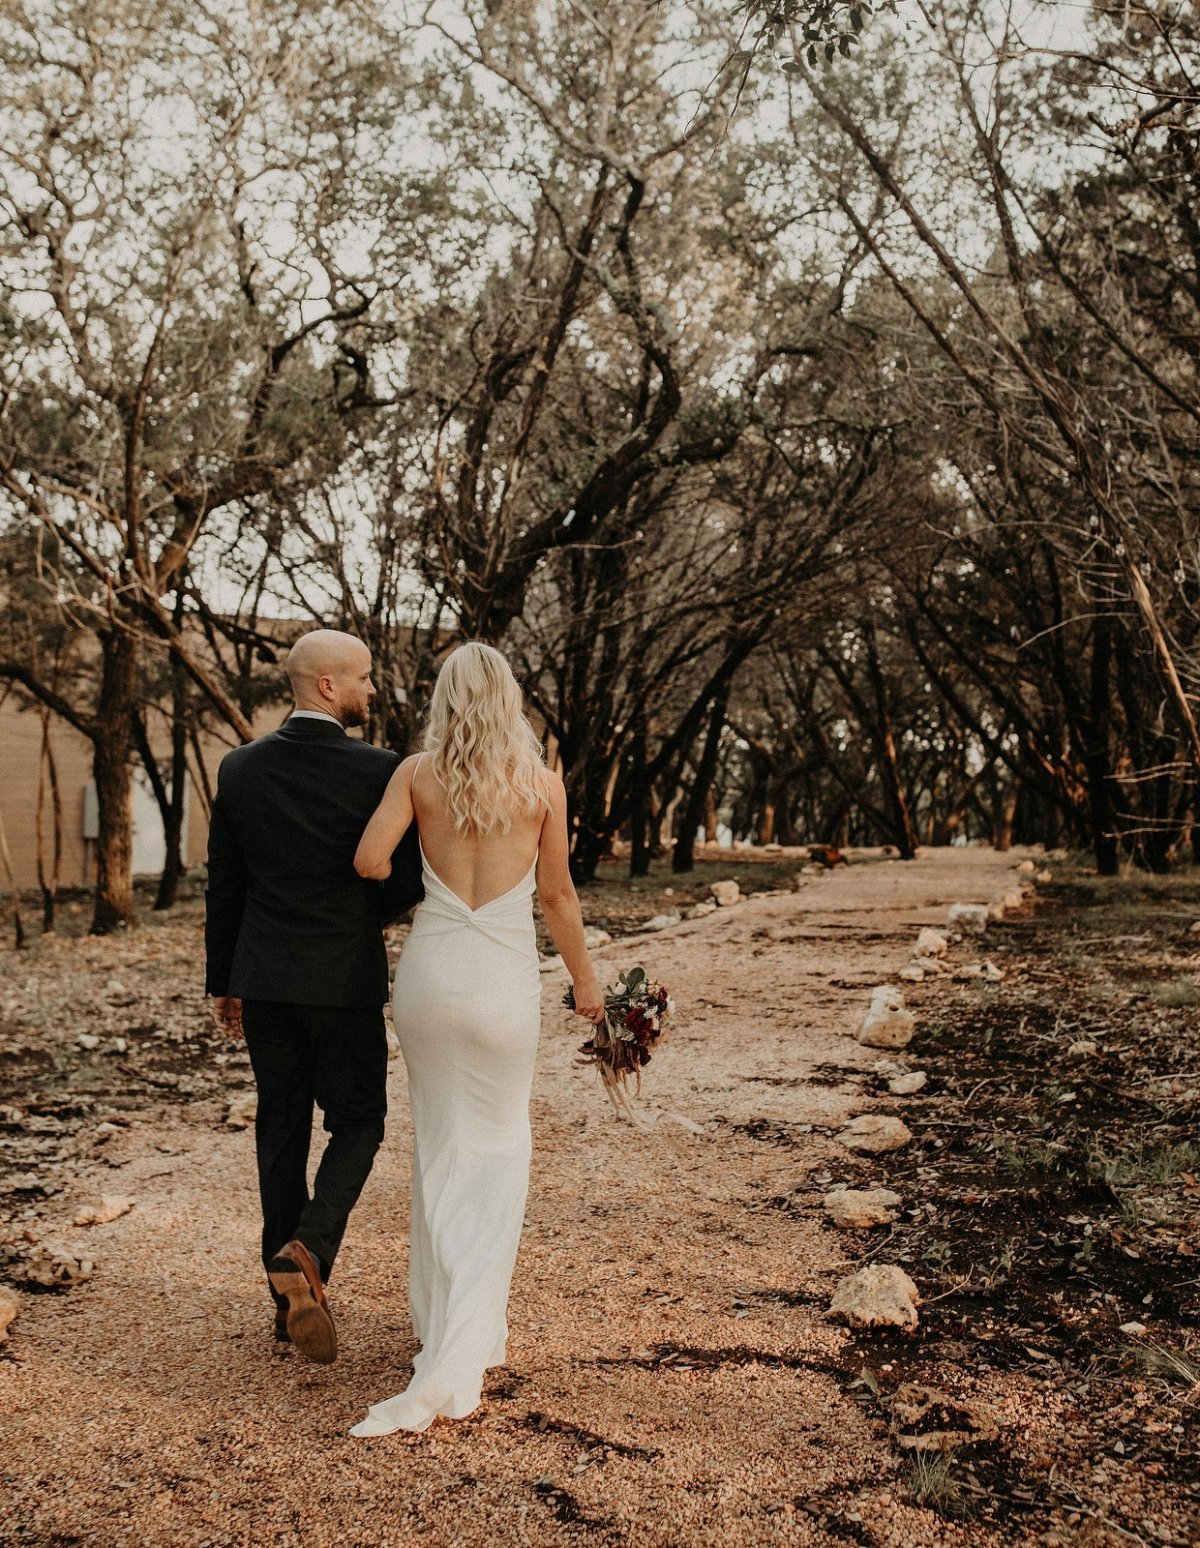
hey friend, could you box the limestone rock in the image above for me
[645,912,682,931]
[1066,1039,1099,1060]
[914,928,948,959]
[1017,860,1036,873]
[19,1240,94,1290]
[823,1187,901,1229]
[1119,1321,1147,1336]
[73,1195,136,1227]
[889,1383,1000,1452]
[709,880,741,907]
[0,1285,19,1343]
[1037,869,1053,883]
[898,964,925,984]
[953,959,1004,983]
[830,1264,920,1330]
[583,927,612,948]
[856,986,915,1050]
[686,901,717,920]
[386,1029,401,1061]
[888,1071,927,1096]
[76,1034,100,1052]
[840,1114,913,1154]
[946,903,988,936]
[987,895,1007,922]
[225,1091,258,1130]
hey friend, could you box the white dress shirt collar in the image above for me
[290,710,345,730]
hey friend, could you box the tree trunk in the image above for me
[90,630,139,934]
[1084,617,1119,877]
[155,652,190,910]
[36,709,62,934]
[628,714,651,878]
[863,625,919,859]
[673,686,729,874]
[704,786,719,845]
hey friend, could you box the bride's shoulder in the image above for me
[383,752,423,793]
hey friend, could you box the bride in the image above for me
[348,641,604,1436]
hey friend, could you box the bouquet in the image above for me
[563,966,674,1124]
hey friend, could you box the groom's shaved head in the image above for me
[287,629,375,728]
[287,629,370,694]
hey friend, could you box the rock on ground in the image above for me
[839,1114,913,1153]
[953,959,1004,982]
[18,1241,94,1290]
[856,986,916,1050]
[913,927,948,959]
[645,912,682,931]
[709,879,741,907]
[830,1264,920,1329]
[947,902,988,935]
[889,1383,1000,1452]
[224,1092,257,1129]
[73,1196,136,1228]
[888,1071,927,1095]
[823,1188,902,1228]
[0,1286,20,1343]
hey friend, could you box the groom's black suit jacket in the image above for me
[204,716,423,1007]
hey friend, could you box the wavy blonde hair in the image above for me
[422,642,550,834]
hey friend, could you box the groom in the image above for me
[204,629,422,1362]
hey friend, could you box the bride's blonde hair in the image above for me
[422,641,550,834]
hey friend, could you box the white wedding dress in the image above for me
[350,832,542,1436]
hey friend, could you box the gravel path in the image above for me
[2,848,1035,1547]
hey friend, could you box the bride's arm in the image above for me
[355,756,418,880]
[535,773,604,1023]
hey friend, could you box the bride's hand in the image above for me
[572,975,606,1025]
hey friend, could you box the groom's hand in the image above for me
[210,995,244,1039]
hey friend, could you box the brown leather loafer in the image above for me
[267,1240,336,1364]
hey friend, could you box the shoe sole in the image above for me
[268,1257,337,1364]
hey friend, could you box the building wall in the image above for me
[0,700,288,892]
[0,706,95,889]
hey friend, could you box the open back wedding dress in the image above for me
[350,828,542,1436]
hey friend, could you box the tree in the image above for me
[0,0,423,927]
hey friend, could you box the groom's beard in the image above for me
[337,697,371,730]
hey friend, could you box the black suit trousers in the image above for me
[241,1000,388,1276]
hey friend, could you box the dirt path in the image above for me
[4,848,1036,1548]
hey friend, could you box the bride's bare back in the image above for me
[410,755,542,911]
